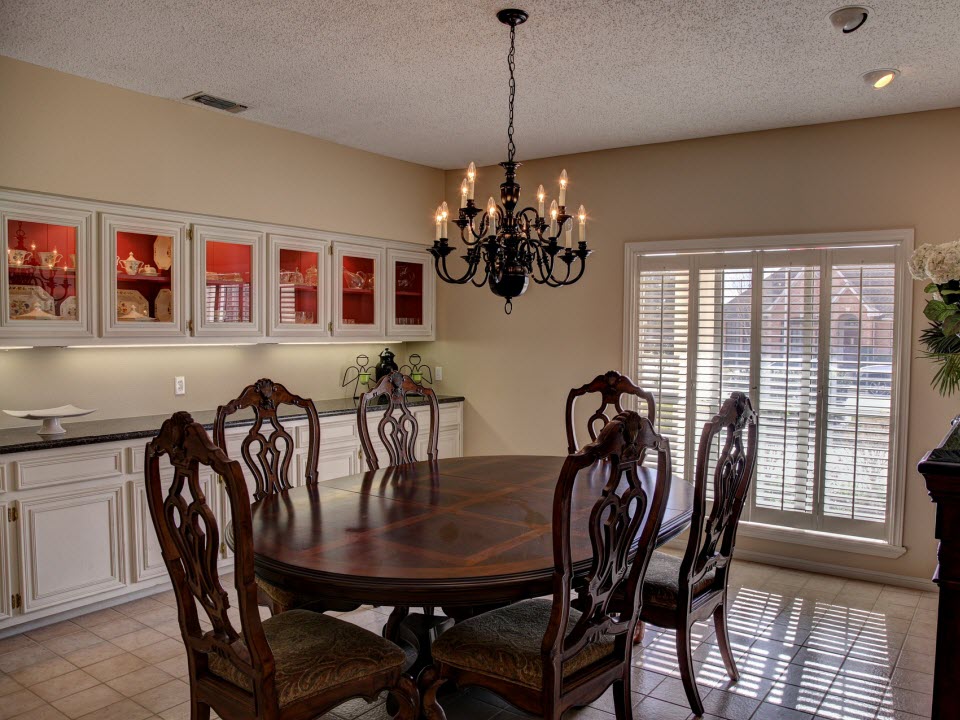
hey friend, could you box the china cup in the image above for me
[39,251,63,268]
[8,249,32,267]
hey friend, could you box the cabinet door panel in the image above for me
[193,224,264,337]
[316,446,358,482]
[101,213,188,338]
[1,200,95,340]
[18,486,125,612]
[387,249,434,338]
[267,233,330,337]
[0,503,11,621]
[333,243,383,337]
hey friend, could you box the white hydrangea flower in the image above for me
[925,240,960,285]
[909,244,934,280]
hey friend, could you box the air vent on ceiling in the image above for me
[183,92,248,114]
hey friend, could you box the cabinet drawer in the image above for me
[18,484,126,612]
[15,448,124,490]
[315,419,357,447]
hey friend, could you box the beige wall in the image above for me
[0,56,444,427]
[432,108,960,582]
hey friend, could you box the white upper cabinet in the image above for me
[267,233,330,338]
[333,241,384,338]
[101,212,189,338]
[192,223,265,337]
[386,248,434,339]
[1,198,95,341]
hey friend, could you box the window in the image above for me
[624,231,911,551]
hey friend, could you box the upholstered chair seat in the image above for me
[430,599,616,690]
[209,609,405,707]
[641,551,716,610]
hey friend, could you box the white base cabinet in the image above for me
[0,401,462,634]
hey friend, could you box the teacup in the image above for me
[139,265,158,276]
[39,251,63,268]
[8,249,32,267]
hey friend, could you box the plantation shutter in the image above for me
[634,263,691,479]
[630,239,903,543]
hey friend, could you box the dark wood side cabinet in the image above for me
[917,415,960,720]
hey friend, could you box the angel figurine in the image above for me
[400,353,434,385]
[341,354,374,399]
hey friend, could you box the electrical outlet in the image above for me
[435,366,443,382]
[174,376,186,396]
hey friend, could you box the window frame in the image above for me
[623,230,913,557]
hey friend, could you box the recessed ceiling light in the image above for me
[862,69,899,89]
[829,6,869,33]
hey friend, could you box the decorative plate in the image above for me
[9,285,54,319]
[59,295,77,319]
[155,288,173,322]
[154,235,173,270]
[117,289,149,319]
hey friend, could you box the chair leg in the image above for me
[676,622,704,717]
[390,674,419,720]
[190,696,210,720]
[632,620,646,645]
[713,601,740,682]
[613,673,634,720]
[419,667,447,720]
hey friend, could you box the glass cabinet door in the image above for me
[1,202,94,340]
[193,224,264,337]
[102,213,187,337]
[387,249,434,338]
[333,243,383,337]
[267,233,329,337]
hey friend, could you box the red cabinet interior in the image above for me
[115,231,172,321]
[278,248,318,324]
[342,255,375,325]
[394,260,423,326]
[6,219,78,320]
[206,240,252,323]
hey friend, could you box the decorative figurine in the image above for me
[341,354,373,399]
[374,347,398,381]
[400,353,434,385]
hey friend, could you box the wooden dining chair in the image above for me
[638,391,758,717]
[421,410,673,720]
[144,411,419,720]
[358,371,448,674]
[565,370,656,453]
[214,378,325,615]
[358,371,439,470]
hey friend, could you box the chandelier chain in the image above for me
[507,22,517,162]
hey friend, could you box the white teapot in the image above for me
[117,252,145,276]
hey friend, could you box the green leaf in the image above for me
[925,300,949,321]
[943,314,960,336]
[925,283,938,294]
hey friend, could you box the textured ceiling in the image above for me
[1,0,959,169]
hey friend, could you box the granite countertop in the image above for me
[0,395,465,455]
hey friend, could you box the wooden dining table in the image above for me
[229,454,693,673]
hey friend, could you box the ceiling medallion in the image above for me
[427,8,591,314]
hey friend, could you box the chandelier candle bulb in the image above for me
[467,162,476,200]
[578,205,586,244]
[559,169,568,207]
[537,185,545,217]
[440,201,449,238]
[565,217,572,248]
[550,199,559,238]
[435,206,444,241]
[487,197,498,235]
[460,179,469,208]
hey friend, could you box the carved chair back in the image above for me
[565,371,657,453]
[214,379,320,501]
[543,411,672,693]
[678,392,758,606]
[144,412,278,708]
[358,371,439,471]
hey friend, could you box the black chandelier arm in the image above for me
[428,243,482,285]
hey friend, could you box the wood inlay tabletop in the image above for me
[241,455,693,608]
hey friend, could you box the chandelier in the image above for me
[427,8,591,314]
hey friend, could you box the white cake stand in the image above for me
[3,406,97,436]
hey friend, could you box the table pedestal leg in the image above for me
[384,608,454,716]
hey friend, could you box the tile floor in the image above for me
[0,560,936,719]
